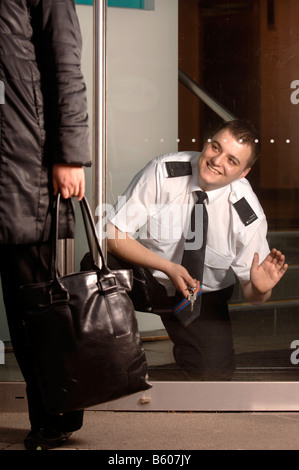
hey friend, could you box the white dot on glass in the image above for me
[176,138,180,143]
[239,139,243,143]
[255,139,259,143]
[160,138,164,142]
[286,139,290,144]
[192,138,196,143]
[208,138,212,142]
[270,139,274,143]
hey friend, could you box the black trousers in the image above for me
[161,285,236,380]
[0,243,83,432]
[108,253,236,381]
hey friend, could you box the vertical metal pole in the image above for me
[93,0,107,261]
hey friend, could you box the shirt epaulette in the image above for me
[233,197,258,226]
[165,161,192,178]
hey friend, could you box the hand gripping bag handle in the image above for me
[52,194,110,282]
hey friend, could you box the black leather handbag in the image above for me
[20,194,151,414]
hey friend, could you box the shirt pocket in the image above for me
[148,208,185,242]
[204,246,234,284]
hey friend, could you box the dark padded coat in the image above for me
[0,0,91,244]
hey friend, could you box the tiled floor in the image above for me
[2,410,299,450]
[2,329,299,384]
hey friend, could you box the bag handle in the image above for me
[52,194,110,282]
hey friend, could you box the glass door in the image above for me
[99,0,299,410]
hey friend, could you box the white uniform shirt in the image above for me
[108,152,270,296]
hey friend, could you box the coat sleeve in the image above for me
[31,0,91,167]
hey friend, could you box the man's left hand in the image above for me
[250,248,288,294]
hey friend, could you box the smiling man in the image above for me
[107,119,288,380]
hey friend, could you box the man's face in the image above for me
[197,129,252,191]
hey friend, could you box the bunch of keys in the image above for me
[187,286,197,311]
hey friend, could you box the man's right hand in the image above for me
[164,262,200,299]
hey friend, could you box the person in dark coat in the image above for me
[0,0,91,449]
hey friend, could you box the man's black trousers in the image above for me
[108,253,236,381]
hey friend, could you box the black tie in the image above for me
[173,191,208,327]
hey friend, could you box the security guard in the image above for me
[107,120,288,380]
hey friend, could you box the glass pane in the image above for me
[106,0,179,370]
[192,0,299,382]
[106,0,299,383]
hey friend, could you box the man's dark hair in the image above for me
[214,119,261,168]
